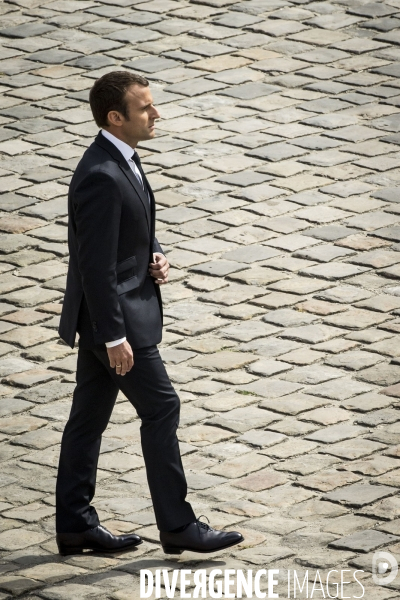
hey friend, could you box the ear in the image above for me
[107,110,123,127]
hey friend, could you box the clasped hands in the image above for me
[107,253,169,376]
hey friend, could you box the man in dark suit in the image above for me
[56,71,243,556]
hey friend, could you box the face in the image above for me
[105,84,160,148]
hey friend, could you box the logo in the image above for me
[372,551,398,586]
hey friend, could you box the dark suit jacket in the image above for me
[58,132,163,350]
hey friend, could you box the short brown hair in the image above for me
[89,71,149,127]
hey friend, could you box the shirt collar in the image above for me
[101,129,136,163]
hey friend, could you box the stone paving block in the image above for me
[190,259,250,277]
[342,388,393,411]
[254,483,316,512]
[300,262,369,281]
[300,405,351,426]
[190,351,257,372]
[297,469,361,493]
[320,181,376,198]
[359,496,400,521]
[239,378,303,399]
[373,187,400,203]
[197,283,262,306]
[372,226,400,242]
[274,451,339,476]
[329,529,399,553]
[280,324,346,344]
[248,142,308,162]
[3,500,55,522]
[166,77,228,97]
[265,416,320,437]
[18,562,86,585]
[228,266,291,286]
[295,244,355,263]
[0,357,35,379]
[0,393,32,416]
[233,468,287,492]
[371,113,400,133]
[367,337,400,357]
[356,363,400,386]
[167,315,224,337]
[368,422,400,445]
[228,429,285,453]
[178,424,235,445]
[0,575,43,595]
[0,413,47,434]
[324,308,389,330]
[342,456,400,478]
[326,350,385,371]
[380,264,400,281]
[40,583,104,600]
[233,184,286,203]
[219,320,280,342]
[319,437,387,460]
[250,513,306,539]
[208,405,281,434]
[0,527,49,551]
[324,481,398,506]
[0,324,57,348]
[248,358,292,377]
[222,245,281,264]
[265,440,319,463]
[305,423,365,443]
[15,381,74,404]
[345,211,400,232]
[302,225,359,241]
[262,255,316,274]
[282,364,344,385]
[266,234,321,253]
[316,285,372,304]
[262,308,318,328]
[356,295,400,313]
[209,209,257,228]
[306,376,375,400]
[377,468,400,488]
[257,216,309,235]
[240,337,301,358]
[13,427,61,450]
[266,270,330,295]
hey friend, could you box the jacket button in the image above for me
[92,321,97,331]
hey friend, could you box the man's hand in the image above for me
[149,252,169,285]
[107,340,134,376]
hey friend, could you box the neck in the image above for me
[103,127,137,149]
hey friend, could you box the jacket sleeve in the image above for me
[153,237,164,255]
[73,169,126,345]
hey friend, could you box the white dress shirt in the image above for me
[101,129,141,348]
[101,128,144,187]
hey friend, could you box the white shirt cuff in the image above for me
[105,337,126,348]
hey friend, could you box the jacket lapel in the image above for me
[95,132,151,232]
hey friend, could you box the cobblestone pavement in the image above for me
[4,0,400,598]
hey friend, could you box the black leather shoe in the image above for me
[160,518,244,555]
[56,525,142,556]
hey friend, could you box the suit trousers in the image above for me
[55,344,196,533]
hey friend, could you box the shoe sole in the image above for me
[58,539,143,556]
[162,536,244,555]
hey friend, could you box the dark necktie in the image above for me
[131,152,147,193]
[131,152,152,219]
